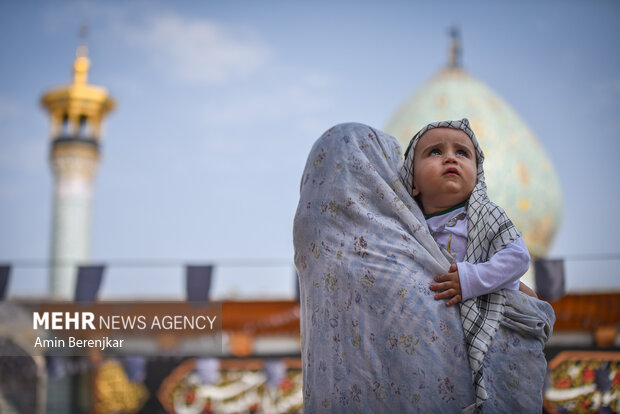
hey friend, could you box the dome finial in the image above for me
[77,23,89,57]
[73,23,91,85]
[448,25,462,69]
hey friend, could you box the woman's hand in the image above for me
[430,263,462,306]
[519,281,538,298]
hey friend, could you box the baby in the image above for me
[401,119,535,306]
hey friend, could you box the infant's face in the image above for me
[412,127,477,214]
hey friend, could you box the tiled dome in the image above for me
[385,67,562,257]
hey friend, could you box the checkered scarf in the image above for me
[400,118,521,409]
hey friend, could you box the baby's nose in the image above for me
[444,153,457,162]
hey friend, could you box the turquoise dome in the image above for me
[384,67,562,257]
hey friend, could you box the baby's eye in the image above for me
[430,149,441,156]
[456,149,469,157]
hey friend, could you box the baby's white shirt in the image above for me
[426,206,529,300]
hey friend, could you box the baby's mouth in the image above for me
[443,168,460,176]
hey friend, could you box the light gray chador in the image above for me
[293,122,554,413]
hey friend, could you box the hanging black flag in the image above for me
[74,265,105,303]
[186,265,213,303]
[0,265,10,300]
[534,258,565,302]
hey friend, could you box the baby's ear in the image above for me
[412,186,420,197]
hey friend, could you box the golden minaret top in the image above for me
[41,25,115,142]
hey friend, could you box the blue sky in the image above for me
[1,0,619,299]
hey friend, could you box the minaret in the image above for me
[40,30,115,299]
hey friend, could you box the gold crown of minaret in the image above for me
[41,26,115,147]
[41,27,115,180]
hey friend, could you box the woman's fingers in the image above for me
[519,281,538,298]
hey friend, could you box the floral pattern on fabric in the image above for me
[293,123,555,413]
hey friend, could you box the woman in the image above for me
[293,123,554,413]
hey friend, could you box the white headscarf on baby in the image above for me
[400,118,522,409]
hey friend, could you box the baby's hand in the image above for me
[430,263,462,306]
